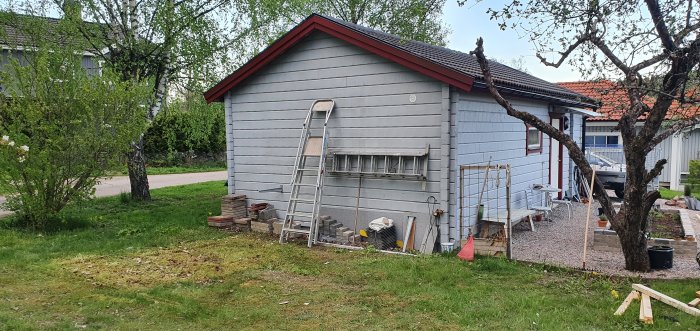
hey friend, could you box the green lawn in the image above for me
[108,165,226,176]
[145,165,226,175]
[1,182,698,330]
[659,187,700,200]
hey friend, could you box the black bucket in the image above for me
[648,246,673,270]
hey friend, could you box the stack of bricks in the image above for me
[318,216,360,243]
[221,194,248,219]
[207,216,234,228]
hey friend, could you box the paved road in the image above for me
[0,171,227,217]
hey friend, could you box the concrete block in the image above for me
[679,210,696,241]
[322,219,337,226]
[251,221,271,234]
[234,217,252,225]
[273,221,284,235]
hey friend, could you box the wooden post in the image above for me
[352,176,362,245]
[582,168,596,269]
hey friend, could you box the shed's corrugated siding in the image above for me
[226,31,444,240]
[657,128,700,183]
[680,128,700,173]
[658,134,674,182]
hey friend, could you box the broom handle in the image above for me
[582,168,596,269]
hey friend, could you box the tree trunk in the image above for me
[614,154,651,271]
[617,219,649,271]
[126,135,151,201]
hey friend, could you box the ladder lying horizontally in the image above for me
[279,99,335,247]
[329,146,430,179]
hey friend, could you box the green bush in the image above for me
[143,97,225,166]
[688,160,700,185]
[0,18,148,229]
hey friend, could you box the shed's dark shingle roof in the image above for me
[322,15,593,106]
[205,13,596,106]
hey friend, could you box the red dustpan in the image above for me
[457,235,474,261]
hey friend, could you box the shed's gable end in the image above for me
[204,15,475,103]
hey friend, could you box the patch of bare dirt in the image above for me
[649,210,684,239]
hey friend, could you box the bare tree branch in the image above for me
[645,159,667,184]
[629,52,670,72]
[535,36,588,68]
[471,38,617,220]
[645,0,677,51]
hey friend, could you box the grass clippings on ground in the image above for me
[0,182,699,330]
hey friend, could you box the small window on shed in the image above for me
[526,125,542,154]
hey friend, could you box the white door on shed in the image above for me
[550,118,562,198]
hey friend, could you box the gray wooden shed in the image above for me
[205,14,597,250]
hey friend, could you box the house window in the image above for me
[526,125,542,154]
[584,135,620,147]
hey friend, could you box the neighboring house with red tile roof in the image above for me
[204,14,598,248]
[558,80,700,190]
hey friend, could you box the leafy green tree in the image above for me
[143,96,226,164]
[43,0,284,200]
[275,0,449,45]
[468,0,700,271]
[0,14,148,229]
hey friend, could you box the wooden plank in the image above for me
[632,284,700,316]
[614,291,640,316]
[402,216,415,252]
[688,298,700,307]
[639,293,653,324]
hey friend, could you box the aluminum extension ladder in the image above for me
[279,99,335,247]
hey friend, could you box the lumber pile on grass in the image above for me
[614,284,700,324]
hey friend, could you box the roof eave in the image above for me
[471,82,599,109]
[204,14,475,103]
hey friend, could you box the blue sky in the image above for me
[443,0,581,83]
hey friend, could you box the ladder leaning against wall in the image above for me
[279,99,335,247]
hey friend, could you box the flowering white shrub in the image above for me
[0,27,148,229]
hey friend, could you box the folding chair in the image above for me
[551,198,572,222]
[525,189,552,220]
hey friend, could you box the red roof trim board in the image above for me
[204,15,474,103]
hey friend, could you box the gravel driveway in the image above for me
[511,200,700,279]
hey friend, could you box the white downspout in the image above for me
[669,133,683,191]
[224,93,235,195]
[439,84,451,246]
